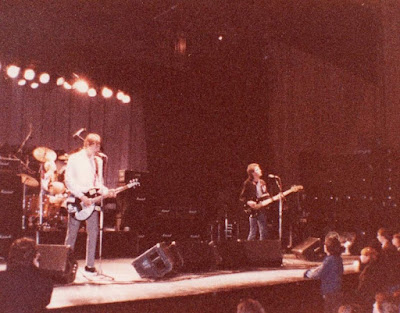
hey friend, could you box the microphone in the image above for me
[72,128,86,138]
[268,174,279,179]
[96,152,108,158]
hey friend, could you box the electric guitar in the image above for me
[66,179,140,221]
[244,185,303,216]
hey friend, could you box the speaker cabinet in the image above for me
[292,237,322,261]
[0,171,22,236]
[215,240,282,269]
[132,242,175,279]
[169,241,217,272]
[37,244,77,284]
[242,240,283,267]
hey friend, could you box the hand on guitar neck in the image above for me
[80,189,116,207]
[244,185,304,213]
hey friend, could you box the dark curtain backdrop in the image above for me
[266,42,381,186]
[0,75,147,188]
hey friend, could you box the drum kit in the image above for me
[20,146,70,230]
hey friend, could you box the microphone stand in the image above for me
[96,156,114,280]
[274,176,285,241]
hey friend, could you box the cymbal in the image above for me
[58,153,69,161]
[17,173,39,187]
[33,147,57,163]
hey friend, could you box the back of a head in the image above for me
[7,237,37,270]
[325,236,343,256]
[338,304,362,313]
[237,298,266,313]
[361,246,379,261]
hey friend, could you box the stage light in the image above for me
[116,91,125,100]
[39,73,50,84]
[73,80,89,93]
[24,69,35,80]
[56,77,65,86]
[88,88,97,97]
[218,35,223,41]
[31,82,39,89]
[7,65,20,78]
[122,95,131,104]
[18,79,26,86]
[101,87,113,98]
[63,82,72,90]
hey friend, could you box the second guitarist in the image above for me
[239,163,271,241]
[64,133,116,274]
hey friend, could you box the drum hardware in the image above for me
[58,153,69,161]
[17,173,39,187]
[32,146,57,163]
[32,146,57,235]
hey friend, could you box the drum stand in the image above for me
[36,163,45,244]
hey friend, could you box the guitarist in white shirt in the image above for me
[64,133,115,274]
[239,163,271,241]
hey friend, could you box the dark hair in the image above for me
[377,228,392,241]
[7,237,37,270]
[325,237,343,256]
[237,298,265,313]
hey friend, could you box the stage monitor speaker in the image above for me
[292,237,322,261]
[37,244,78,284]
[215,240,283,269]
[214,240,247,269]
[169,241,217,272]
[242,240,283,267]
[132,242,175,279]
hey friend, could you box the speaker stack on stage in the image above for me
[132,240,283,279]
[117,170,148,233]
[0,158,23,257]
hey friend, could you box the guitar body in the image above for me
[66,189,100,221]
[244,197,269,217]
[65,179,140,221]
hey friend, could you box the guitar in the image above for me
[244,185,303,216]
[66,179,140,221]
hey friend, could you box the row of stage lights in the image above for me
[5,64,131,104]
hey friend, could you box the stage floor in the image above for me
[27,254,358,310]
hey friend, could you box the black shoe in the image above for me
[84,266,97,273]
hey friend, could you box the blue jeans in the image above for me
[247,212,267,240]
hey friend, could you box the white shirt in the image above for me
[65,149,107,198]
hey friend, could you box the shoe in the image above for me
[84,266,97,273]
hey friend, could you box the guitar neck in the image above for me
[270,189,294,202]
[257,188,297,208]
[115,184,131,194]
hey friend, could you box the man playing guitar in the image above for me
[239,163,270,241]
[64,133,115,274]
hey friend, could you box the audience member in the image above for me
[356,247,385,312]
[376,228,400,292]
[392,233,400,251]
[338,303,362,313]
[373,292,398,313]
[237,298,266,313]
[304,236,344,313]
[0,237,54,313]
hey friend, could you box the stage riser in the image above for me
[46,273,359,313]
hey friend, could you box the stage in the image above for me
[0,253,361,313]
